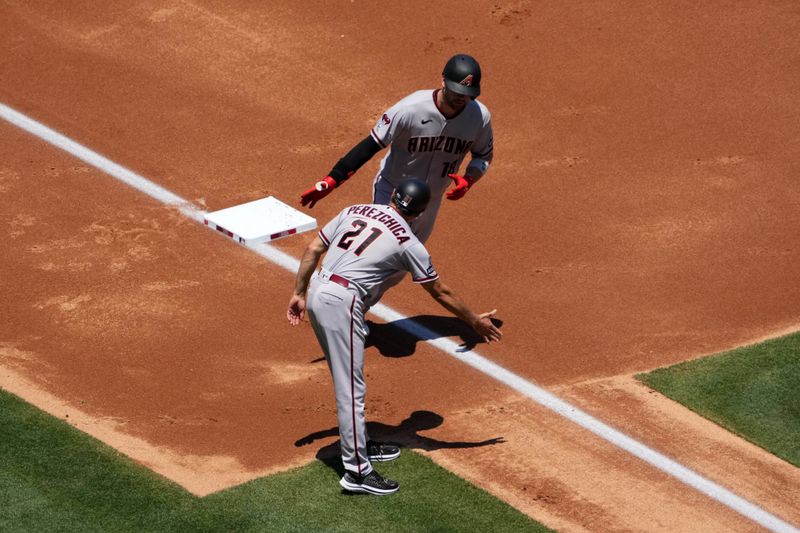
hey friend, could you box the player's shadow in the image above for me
[365,315,503,357]
[294,409,505,477]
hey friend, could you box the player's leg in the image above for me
[372,174,394,205]
[307,283,371,477]
[408,194,442,244]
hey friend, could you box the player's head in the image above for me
[442,54,481,99]
[392,178,431,218]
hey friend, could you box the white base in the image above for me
[204,196,316,244]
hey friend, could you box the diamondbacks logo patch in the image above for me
[459,74,473,87]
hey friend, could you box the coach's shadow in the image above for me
[295,410,505,476]
[365,315,503,357]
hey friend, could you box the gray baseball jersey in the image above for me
[318,203,439,301]
[363,90,493,306]
[307,203,438,476]
[370,89,493,207]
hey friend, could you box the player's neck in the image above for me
[435,89,461,119]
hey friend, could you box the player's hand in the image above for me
[446,174,475,201]
[472,309,502,343]
[300,176,337,208]
[287,294,306,325]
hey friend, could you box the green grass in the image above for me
[0,389,551,533]
[636,331,800,467]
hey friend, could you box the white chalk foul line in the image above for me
[1,101,796,533]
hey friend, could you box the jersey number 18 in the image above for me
[441,160,459,178]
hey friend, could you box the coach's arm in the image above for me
[421,279,502,343]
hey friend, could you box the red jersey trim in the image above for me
[319,230,330,246]
[370,128,387,148]
[412,274,440,283]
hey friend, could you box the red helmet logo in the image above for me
[459,75,473,87]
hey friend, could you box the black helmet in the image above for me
[442,54,481,97]
[392,178,431,216]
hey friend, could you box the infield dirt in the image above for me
[1,2,799,531]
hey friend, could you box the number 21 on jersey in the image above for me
[337,220,383,256]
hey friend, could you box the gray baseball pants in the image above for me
[306,271,372,476]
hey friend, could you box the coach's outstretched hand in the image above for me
[422,280,502,344]
[300,176,337,208]
[473,309,502,343]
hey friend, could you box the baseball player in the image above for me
[299,54,494,306]
[287,179,502,495]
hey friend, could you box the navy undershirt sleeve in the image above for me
[328,135,383,184]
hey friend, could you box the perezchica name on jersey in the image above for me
[346,205,411,245]
[407,136,473,155]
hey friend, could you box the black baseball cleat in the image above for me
[367,440,400,462]
[340,469,399,495]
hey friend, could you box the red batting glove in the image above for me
[300,176,337,208]
[446,174,475,201]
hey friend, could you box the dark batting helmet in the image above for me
[442,54,481,98]
[392,178,431,216]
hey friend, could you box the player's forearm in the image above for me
[293,241,326,295]
[463,167,482,185]
[465,155,491,183]
[293,255,318,296]
[328,135,382,184]
[427,282,480,328]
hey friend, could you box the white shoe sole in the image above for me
[367,449,401,462]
